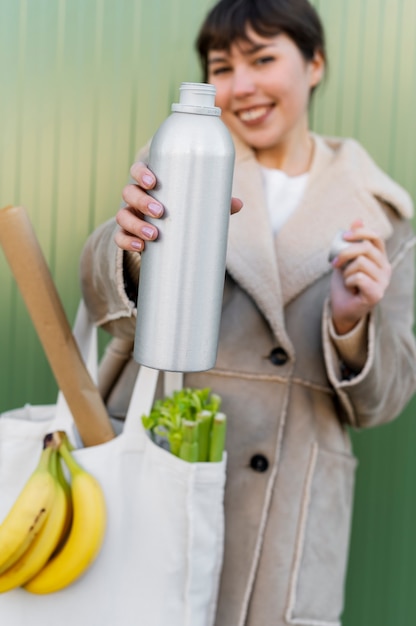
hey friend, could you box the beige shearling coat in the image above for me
[80,134,416,626]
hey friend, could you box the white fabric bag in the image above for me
[0,302,226,626]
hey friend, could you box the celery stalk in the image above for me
[209,412,226,462]
[179,420,199,462]
[197,410,213,462]
[169,432,182,457]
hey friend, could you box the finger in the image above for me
[333,237,388,271]
[343,256,391,301]
[342,250,391,283]
[231,197,243,215]
[342,246,392,289]
[114,228,144,252]
[129,161,156,189]
[121,184,164,219]
[115,206,159,242]
[344,225,387,255]
[343,271,386,305]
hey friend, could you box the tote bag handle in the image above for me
[123,368,184,439]
[66,301,184,444]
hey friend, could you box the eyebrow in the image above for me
[207,42,275,65]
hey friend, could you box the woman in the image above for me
[80,0,416,624]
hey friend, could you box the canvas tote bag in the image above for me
[0,301,227,626]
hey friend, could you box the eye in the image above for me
[255,55,275,66]
[210,65,232,76]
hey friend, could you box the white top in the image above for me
[259,163,366,370]
[260,166,309,233]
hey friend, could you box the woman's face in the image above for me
[207,29,324,168]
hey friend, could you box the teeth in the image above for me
[238,106,268,122]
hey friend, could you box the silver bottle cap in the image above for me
[171,82,221,116]
[328,230,351,263]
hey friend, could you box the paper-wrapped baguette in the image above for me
[0,205,115,446]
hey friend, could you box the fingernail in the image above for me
[148,202,163,217]
[142,226,156,239]
[142,174,154,187]
[131,241,143,251]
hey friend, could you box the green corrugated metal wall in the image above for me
[312,3,416,625]
[0,1,415,624]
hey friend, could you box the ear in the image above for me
[309,49,325,89]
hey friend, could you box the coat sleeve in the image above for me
[80,217,137,341]
[322,216,416,429]
[79,142,152,340]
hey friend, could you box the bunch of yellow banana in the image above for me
[0,431,106,594]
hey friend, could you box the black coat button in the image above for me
[250,454,269,473]
[269,347,288,366]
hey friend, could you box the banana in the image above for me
[0,445,56,575]
[52,451,73,554]
[0,449,69,592]
[24,434,106,594]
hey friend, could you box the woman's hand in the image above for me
[115,161,243,252]
[115,162,164,252]
[330,220,392,335]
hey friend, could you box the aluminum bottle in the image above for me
[134,82,235,372]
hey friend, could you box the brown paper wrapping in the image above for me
[0,205,115,446]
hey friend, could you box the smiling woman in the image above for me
[80,1,416,625]
[205,31,324,172]
[2,0,416,624]
[199,0,325,173]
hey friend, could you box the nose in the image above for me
[232,66,256,98]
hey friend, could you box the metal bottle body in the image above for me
[134,85,235,372]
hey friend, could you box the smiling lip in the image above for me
[236,104,274,125]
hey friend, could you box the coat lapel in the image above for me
[226,132,413,321]
[276,134,412,305]
[226,136,293,354]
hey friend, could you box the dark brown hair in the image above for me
[196,0,326,82]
